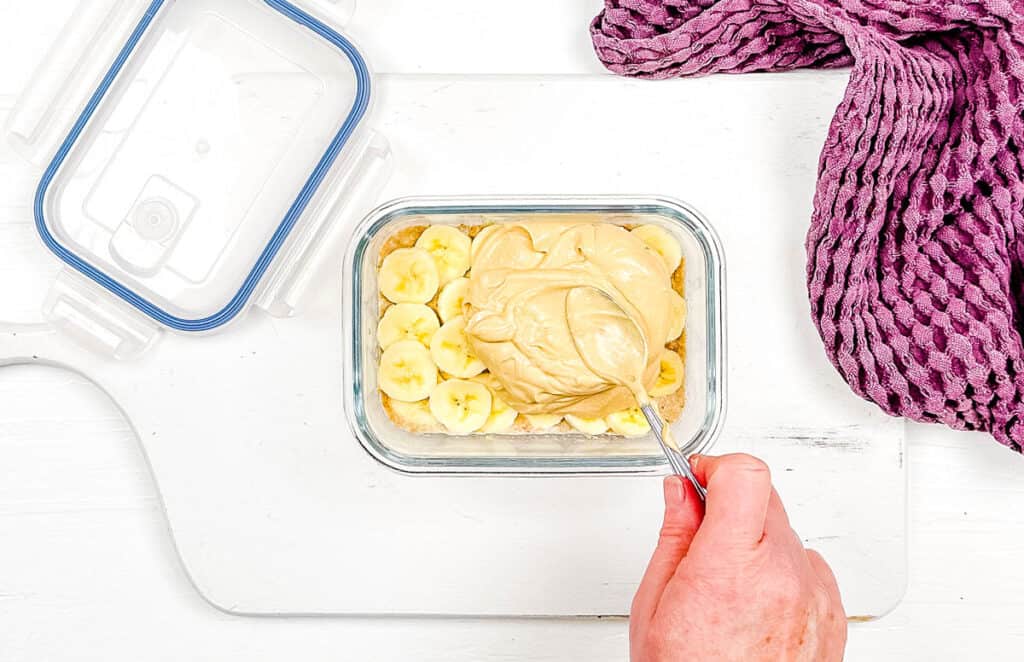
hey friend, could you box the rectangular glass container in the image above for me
[343,195,726,475]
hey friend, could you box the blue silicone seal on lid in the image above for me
[34,0,371,332]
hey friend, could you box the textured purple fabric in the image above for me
[592,0,1024,450]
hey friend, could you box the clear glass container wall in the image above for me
[344,196,726,475]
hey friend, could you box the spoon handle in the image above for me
[641,404,707,501]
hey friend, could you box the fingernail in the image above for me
[663,476,686,507]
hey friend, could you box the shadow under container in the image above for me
[344,196,726,475]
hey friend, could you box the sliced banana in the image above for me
[430,315,486,378]
[377,303,440,349]
[606,407,651,437]
[472,374,519,433]
[524,413,563,430]
[430,379,493,434]
[378,340,438,402]
[437,277,471,323]
[379,247,440,304]
[565,414,610,435]
[649,350,685,398]
[666,291,688,342]
[632,225,682,273]
[415,225,472,286]
[388,398,439,432]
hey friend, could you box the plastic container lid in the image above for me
[33,0,372,332]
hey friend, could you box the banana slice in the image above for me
[524,413,563,430]
[415,225,472,286]
[666,291,688,342]
[649,350,685,398]
[606,407,651,437]
[471,375,519,433]
[388,398,439,432]
[437,277,471,323]
[378,340,438,402]
[632,225,682,273]
[565,414,610,435]
[430,316,486,378]
[379,247,440,304]
[377,303,440,349]
[430,379,493,434]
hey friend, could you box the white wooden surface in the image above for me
[0,0,907,620]
[0,1,1022,659]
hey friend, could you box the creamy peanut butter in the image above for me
[464,221,676,418]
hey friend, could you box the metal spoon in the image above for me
[565,287,706,500]
[639,405,707,501]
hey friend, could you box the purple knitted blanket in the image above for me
[592,0,1024,450]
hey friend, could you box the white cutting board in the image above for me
[0,71,906,618]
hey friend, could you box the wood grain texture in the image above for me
[1,369,1022,660]
[0,70,906,618]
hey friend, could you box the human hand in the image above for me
[631,454,847,661]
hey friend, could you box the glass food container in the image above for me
[10,0,379,358]
[344,196,726,475]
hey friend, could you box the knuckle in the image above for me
[770,570,805,606]
[658,521,693,543]
[812,582,833,613]
[727,454,771,481]
[806,548,829,571]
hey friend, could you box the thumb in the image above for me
[630,477,704,629]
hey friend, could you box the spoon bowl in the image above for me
[565,286,706,499]
[564,286,649,389]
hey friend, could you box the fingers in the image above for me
[807,549,845,614]
[807,548,848,658]
[631,476,704,630]
[692,454,773,547]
